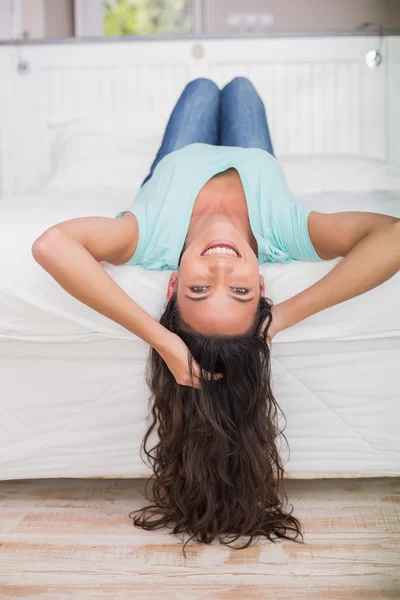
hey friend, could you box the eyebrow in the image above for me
[184,294,255,304]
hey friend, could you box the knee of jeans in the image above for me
[223,76,254,93]
[184,77,219,98]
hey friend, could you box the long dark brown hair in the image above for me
[130,294,303,554]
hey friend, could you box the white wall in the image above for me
[74,0,102,37]
[0,0,13,39]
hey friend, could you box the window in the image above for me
[74,0,200,38]
[104,0,193,36]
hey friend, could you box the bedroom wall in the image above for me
[206,0,400,33]
[2,0,400,41]
[0,0,75,40]
[20,0,46,39]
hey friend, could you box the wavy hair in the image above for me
[130,294,303,555]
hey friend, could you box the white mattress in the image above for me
[1,167,400,480]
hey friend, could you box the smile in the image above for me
[200,240,241,257]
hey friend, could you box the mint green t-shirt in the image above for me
[114,143,322,270]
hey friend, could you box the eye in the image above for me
[232,287,250,295]
[190,286,209,293]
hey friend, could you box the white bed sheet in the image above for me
[0,182,399,480]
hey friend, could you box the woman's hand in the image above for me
[155,332,223,389]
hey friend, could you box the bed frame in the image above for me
[0,34,399,198]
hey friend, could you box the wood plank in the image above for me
[0,478,398,599]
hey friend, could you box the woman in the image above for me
[32,77,400,553]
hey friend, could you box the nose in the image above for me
[207,257,235,270]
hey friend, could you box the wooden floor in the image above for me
[0,477,399,600]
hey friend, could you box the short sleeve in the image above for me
[113,208,144,266]
[268,162,324,262]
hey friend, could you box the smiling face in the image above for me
[167,222,265,335]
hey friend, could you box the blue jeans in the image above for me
[142,77,275,186]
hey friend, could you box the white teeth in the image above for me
[203,245,239,257]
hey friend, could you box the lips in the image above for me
[201,240,241,257]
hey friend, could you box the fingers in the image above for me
[177,369,223,389]
[192,364,223,383]
[203,371,224,381]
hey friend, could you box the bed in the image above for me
[0,36,399,480]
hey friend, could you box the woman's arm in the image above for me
[272,219,400,336]
[37,213,139,266]
[307,210,400,260]
[32,219,167,348]
[32,216,218,387]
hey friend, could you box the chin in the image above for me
[202,226,246,247]
[204,222,239,235]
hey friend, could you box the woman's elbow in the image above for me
[32,227,62,261]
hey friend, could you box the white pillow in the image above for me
[280,155,400,194]
[44,118,400,193]
[46,118,163,190]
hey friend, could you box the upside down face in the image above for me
[167,222,265,335]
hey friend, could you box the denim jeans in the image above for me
[141,77,275,186]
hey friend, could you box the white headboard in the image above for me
[0,35,399,198]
